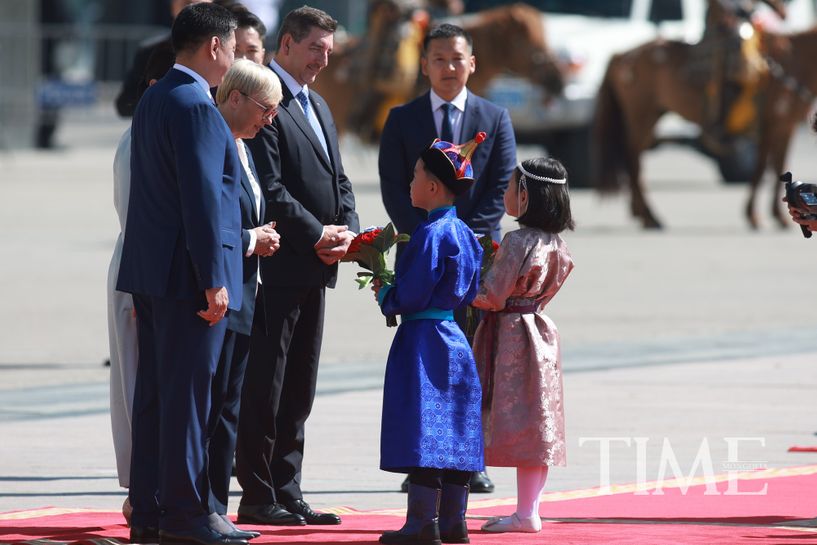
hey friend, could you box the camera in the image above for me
[781,171,817,238]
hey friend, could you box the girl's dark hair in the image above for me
[516,157,575,233]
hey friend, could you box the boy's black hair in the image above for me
[171,3,237,55]
[516,157,575,233]
[422,23,473,54]
[276,6,337,51]
[419,165,457,200]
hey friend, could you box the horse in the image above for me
[448,3,564,100]
[312,2,564,143]
[592,27,817,229]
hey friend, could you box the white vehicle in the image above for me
[477,0,814,185]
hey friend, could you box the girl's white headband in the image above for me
[518,163,566,185]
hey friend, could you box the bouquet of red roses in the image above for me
[465,234,500,339]
[341,222,409,326]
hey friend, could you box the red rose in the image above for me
[347,234,364,255]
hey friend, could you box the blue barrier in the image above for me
[37,80,97,108]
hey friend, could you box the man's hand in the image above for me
[253,222,280,256]
[314,225,349,250]
[197,286,229,326]
[315,228,354,265]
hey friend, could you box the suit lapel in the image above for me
[310,95,336,171]
[246,148,265,224]
[239,151,259,224]
[460,91,482,144]
[418,93,437,144]
[279,85,333,172]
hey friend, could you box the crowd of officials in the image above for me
[107,2,576,544]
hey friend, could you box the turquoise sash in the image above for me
[402,308,455,322]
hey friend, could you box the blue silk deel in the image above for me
[378,206,484,472]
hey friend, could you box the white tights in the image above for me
[515,466,549,519]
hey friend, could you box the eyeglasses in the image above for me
[240,92,278,120]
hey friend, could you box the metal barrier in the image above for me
[0,16,165,150]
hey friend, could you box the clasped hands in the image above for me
[253,221,280,257]
[314,224,354,265]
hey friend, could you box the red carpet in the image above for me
[2,466,817,544]
[789,446,817,452]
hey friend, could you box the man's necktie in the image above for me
[296,90,329,158]
[440,102,454,143]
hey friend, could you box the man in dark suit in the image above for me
[116,5,246,544]
[235,6,359,527]
[378,23,517,493]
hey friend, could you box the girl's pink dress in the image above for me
[472,227,574,467]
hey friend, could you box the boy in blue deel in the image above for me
[373,133,487,545]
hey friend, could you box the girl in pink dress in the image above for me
[471,157,575,533]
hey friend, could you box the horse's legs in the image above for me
[767,131,793,228]
[624,114,663,229]
[745,143,768,230]
[626,147,663,229]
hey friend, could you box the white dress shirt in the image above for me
[236,140,262,257]
[236,140,263,287]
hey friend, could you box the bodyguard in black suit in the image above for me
[236,6,359,527]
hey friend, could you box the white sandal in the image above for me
[481,512,541,533]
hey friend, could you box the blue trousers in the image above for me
[130,294,227,531]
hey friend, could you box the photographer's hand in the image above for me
[783,197,817,231]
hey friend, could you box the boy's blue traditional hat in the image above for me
[420,132,487,196]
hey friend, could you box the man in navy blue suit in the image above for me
[116,4,246,544]
[378,23,517,494]
[378,23,516,243]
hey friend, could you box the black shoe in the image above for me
[236,504,306,526]
[158,526,247,545]
[468,471,494,493]
[130,525,159,543]
[283,499,341,525]
[208,513,260,540]
[220,529,257,541]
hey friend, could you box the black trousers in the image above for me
[409,467,472,489]
[236,286,325,505]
